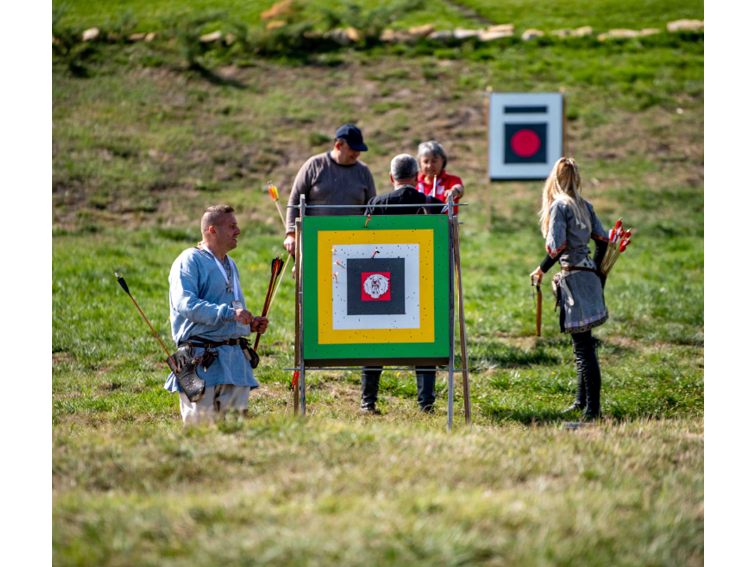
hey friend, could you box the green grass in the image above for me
[56,0,704,33]
[53,417,703,566]
[54,0,477,33]
[451,0,703,31]
[52,1,703,562]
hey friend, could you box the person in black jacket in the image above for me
[364,159,444,217]
[359,155,444,415]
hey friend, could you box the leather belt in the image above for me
[561,266,600,275]
[183,337,249,349]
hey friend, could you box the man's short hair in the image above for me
[391,154,418,181]
[201,205,235,233]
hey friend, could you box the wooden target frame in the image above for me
[292,196,470,430]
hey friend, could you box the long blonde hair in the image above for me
[539,157,591,237]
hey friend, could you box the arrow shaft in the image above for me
[128,294,177,368]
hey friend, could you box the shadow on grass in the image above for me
[482,404,568,425]
[469,346,560,369]
[481,403,694,426]
[189,64,247,89]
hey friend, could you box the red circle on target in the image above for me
[511,129,541,157]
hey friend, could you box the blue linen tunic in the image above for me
[545,198,610,334]
[164,247,258,393]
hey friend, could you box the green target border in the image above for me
[302,215,451,366]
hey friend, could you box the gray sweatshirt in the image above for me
[285,152,377,231]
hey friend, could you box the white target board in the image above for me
[331,243,421,331]
[488,93,563,180]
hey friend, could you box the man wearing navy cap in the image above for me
[284,125,376,255]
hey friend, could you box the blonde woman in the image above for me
[529,158,610,419]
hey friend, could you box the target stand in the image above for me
[290,195,471,430]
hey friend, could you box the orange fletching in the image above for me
[269,186,279,200]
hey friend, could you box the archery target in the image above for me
[302,215,450,365]
[488,93,563,180]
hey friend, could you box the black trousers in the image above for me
[571,330,601,417]
[361,366,436,410]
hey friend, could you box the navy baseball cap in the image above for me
[335,124,368,152]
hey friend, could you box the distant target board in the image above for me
[302,215,451,367]
[488,93,564,180]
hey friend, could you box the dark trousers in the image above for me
[572,330,601,417]
[361,366,436,410]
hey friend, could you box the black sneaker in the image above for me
[358,405,383,415]
[419,405,435,414]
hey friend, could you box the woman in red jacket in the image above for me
[415,141,464,213]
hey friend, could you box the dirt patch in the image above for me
[53,352,74,365]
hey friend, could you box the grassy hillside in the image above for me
[453,0,704,30]
[52,1,703,564]
[55,0,477,33]
[53,42,702,228]
[56,0,704,33]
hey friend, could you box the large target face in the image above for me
[302,215,451,366]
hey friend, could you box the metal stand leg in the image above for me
[452,217,471,425]
[296,200,307,416]
[447,357,454,432]
[447,194,456,432]
[300,366,306,415]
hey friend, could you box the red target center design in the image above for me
[511,129,541,157]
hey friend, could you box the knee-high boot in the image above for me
[561,354,586,413]
[572,332,601,419]
[360,367,382,411]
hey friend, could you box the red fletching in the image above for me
[614,218,623,230]
[292,370,300,389]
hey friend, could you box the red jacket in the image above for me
[416,171,464,214]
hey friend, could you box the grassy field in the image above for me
[56,0,704,32]
[54,0,477,35]
[452,0,703,31]
[52,0,703,564]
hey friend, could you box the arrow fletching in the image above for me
[115,273,131,296]
[292,370,300,390]
[269,186,279,200]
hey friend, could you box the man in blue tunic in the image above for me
[165,205,268,424]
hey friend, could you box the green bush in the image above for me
[161,9,227,69]
[247,21,319,57]
[103,10,139,43]
[53,4,100,77]
[321,0,426,46]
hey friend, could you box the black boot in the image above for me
[573,333,601,420]
[360,366,383,414]
[561,373,585,413]
[562,342,586,413]
[582,331,601,420]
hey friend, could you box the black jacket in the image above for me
[364,185,444,216]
